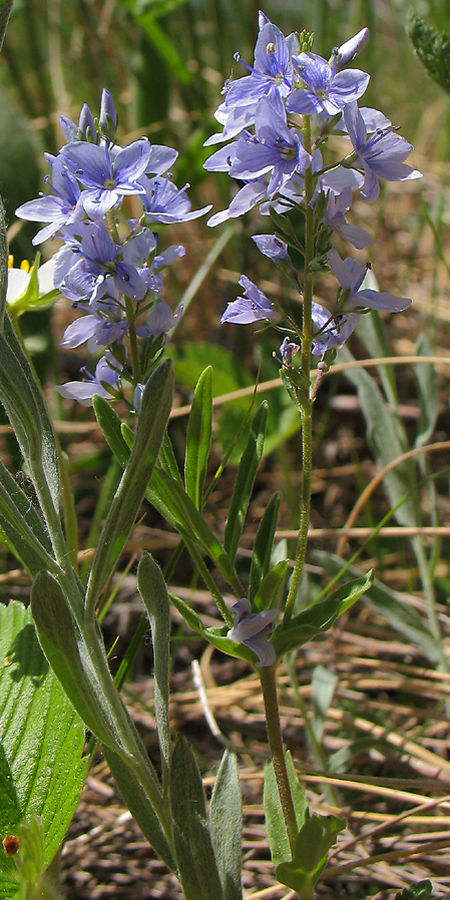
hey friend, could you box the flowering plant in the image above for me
[0,9,425,900]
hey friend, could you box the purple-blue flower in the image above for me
[61,138,151,218]
[60,302,128,350]
[328,248,412,312]
[336,28,370,70]
[56,220,149,303]
[221,275,280,325]
[343,101,422,202]
[311,301,359,355]
[287,50,369,118]
[230,91,311,198]
[321,185,372,249]
[140,176,211,224]
[55,352,122,406]
[224,19,294,110]
[15,155,84,246]
[280,336,300,366]
[227,598,277,667]
[136,300,183,340]
[252,233,289,262]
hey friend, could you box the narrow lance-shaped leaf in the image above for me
[101,744,176,874]
[31,571,131,756]
[210,749,243,900]
[224,402,268,563]
[137,553,171,791]
[184,366,213,508]
[249,493,281,606]
[85,359,174,613]
[170,735,224,900]
[273,570,374,656]
[263,751,308,868]
[275,813,346,897]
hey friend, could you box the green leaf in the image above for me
[314,551,441,663]
[210,749,243,900]
[415,333,439,448]
[273,570,374,657]
[275,813,345,897]
[86,359,174,610]
[137,554,171,788]
[170,736,224,900]
[159,430,183,483]
[311,665,338,743]
[0,316,62,518]
[395,880,433,900]
[0,0,13,54]
[338,344,417,528]
[0,197,7,326]
[263,751,308,868]
[169,593,258,666]
[249,494,281,606]
[101,744,176,873]
[93,394,131,469]
[253,559,289,613]
[224,403,267,563]
[184,366,213,508]
[0,602,87,900]
[149,470,239,589]
[408,13,450,97]
[30,572,128,754]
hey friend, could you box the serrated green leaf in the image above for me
[184,366,213,508]
[273,570,374,656]
[249,494,281,606]
[409,13,450,96]
[86,360,174,610]
[263,751,308,868]
[224,403,267,563]
[210,749,242,900]
[0,603,87,899]
[170,736,224,900]
[276,813,345,897]
[137,554,171,788]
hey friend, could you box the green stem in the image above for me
[125,294,142,384]
[260,664,297,853]
[283,117,315,627]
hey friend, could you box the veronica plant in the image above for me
[0,11,422,900]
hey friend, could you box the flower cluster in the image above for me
[205,12,421,361]
[16,90,210,406]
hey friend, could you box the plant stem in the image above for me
[259,664,297,853]
[125,294,142,384]
[283,117,315,627]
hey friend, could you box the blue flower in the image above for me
[252,233,289,262]
[336,28,370,70]
[56,220,149,303]
[230,91,311,198]
[311,302,359,355]
[15,155,83,245]
[320,185,372,249]
[61,138,151,218]
[224,19,294,110]
[227,598,277,667]
[221,275,280,325]
[140,176,211,224]
[328,248,412,312]
[280,336,300,366]
[287,50,369,119]
[55,352,122,406]
[343,101,422,202]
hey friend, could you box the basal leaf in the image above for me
[170,736,224,900]
[210,749,242,900]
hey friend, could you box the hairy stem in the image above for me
[260,664,298,853]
